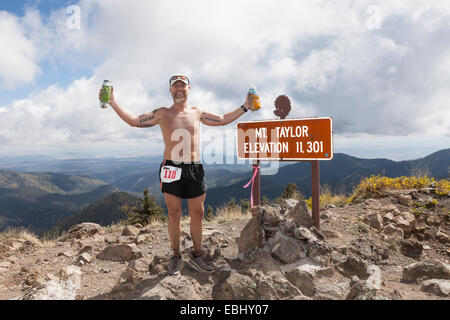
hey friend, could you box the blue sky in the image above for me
[0,0,95,105]
[1,0,59,16]
[0,0,449,161]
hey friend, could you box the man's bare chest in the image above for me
[162,112,200,133]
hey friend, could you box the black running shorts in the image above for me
[159,160,206,199]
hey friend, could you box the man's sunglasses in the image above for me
[169,75,190,86]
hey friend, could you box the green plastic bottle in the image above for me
[100,79,112,109]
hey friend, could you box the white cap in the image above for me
[169,75,190,86]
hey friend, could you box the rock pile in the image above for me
[219,200,388,300]
[0,189,448,300]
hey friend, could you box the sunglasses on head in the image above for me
[169,75,190,86]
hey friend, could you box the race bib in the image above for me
[160,166,182,183]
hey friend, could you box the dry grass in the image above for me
[305,186,349,210]
[213,206,251,224]
[148,217,168,228]
[55,205,250,237]
[0,227,56,247]
[103,223,124,234]
[104,216,168,232]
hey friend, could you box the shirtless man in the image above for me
[101,75,255,275]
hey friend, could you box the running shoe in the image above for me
[187,252,215,273]
[168,255,183,275]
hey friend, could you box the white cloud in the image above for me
[0,11,40,89]
[0,0,449,159]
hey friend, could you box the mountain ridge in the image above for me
[0,149,448,234]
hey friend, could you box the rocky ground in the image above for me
[0,187,448,300]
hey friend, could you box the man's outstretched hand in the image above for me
[244,91,262,111]
[244,92,252,111]
[98,85,115,104]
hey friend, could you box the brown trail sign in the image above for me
[236,117,333,161]
[237,96,333,230]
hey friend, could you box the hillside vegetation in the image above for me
[0,172,448,300]
[0,170,120,235]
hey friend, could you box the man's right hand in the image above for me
[98,86,115,104]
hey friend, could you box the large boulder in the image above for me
[238,214,264,254]
[306,241,333,266]
[400,211,416,224]
[383,224,404,239]
[97,244,143,262]
[420,279,450,297]
[365,199,382,210]
[280,198,299,215]
[338,256,370,280]
[65,223,103,240]
[402,259,450,283]
[76,252,92,266]
[381,204,400,215]
[121,259,151,284]
[435,230,450,245]
[138,275,200,300]
[148,255,170,275]
[397,194,412,206]
[364,213,383,231]
[287,200,314,228]
[239,249,283,274]
[284,261,334,298]
[293,227,312,241]
[383,212,395,224]
[212,269,303,300]
[121,225,140,237]
[395,217,412,233]
[271,232,306,264]
[212,271,259,300]
[399,240,423,260]
[260,205,282,232]
[23,265,81,300]
[314,281,350,300]
[285,269,315,296]
[253,271,302,299]
[346,280,378,300]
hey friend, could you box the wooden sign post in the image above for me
[237,117,333,230]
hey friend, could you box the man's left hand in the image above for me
[244,92,251,111]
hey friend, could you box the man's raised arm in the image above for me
[200,93,251,126]
[102,86,160,128]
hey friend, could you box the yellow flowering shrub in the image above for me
[435,179,450,196]
[305,197,312,209]
[348,175,449,203]
[305,192,348,210]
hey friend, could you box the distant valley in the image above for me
[0,149,448,236]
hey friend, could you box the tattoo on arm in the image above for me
[139,115,154,124]
[136,110,157,128]
[205,117,221,123]
[201,112,221,123]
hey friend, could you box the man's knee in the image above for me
[167,208,182,221]
[190,209,204,222]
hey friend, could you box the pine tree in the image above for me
[261,195,269,206]
[128,188,165,225]
[281,183,299,199]
[205,205,214,220]
[227,197,238,210]
[239,198,250,212]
